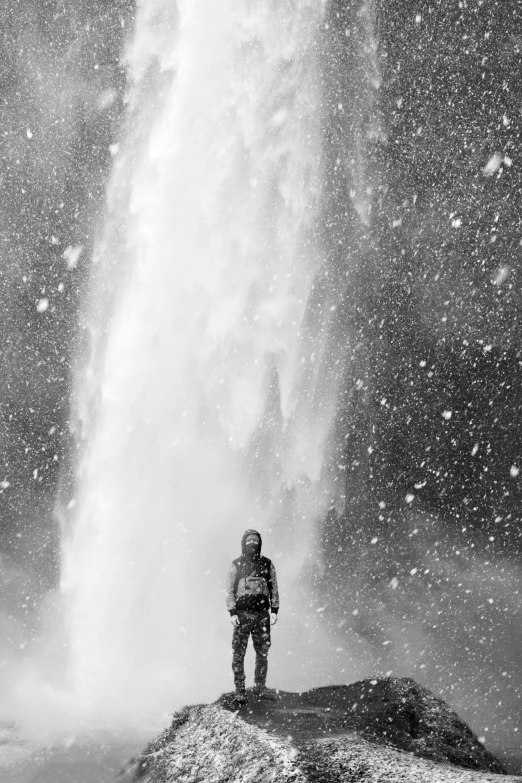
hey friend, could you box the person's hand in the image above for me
[270,613,278,626]
[230,614,240,627]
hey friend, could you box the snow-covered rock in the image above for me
[119,678,518,782]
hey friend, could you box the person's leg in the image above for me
[251,612,271,688]
[232,613,250,692]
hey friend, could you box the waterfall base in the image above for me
[0,730,145,783]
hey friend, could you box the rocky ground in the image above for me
[119,678,521,783]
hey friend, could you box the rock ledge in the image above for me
[120,678,520,782]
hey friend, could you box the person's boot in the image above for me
[253,683,277,701]
[233,687,247,705]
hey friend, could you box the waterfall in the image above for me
[60,0,370,726]
[0,1,520,773]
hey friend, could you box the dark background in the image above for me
[319,1,522,768]
[0,0,132,596]
[323,0,522,549]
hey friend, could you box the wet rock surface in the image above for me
[121,678,518,782]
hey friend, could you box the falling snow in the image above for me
[0,0,520,779]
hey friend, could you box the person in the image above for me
[225,529,279,703]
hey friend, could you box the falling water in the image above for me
[59,0,366,727]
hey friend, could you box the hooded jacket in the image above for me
[225,529,279,616]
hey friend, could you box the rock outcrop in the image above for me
[119,678,520,782]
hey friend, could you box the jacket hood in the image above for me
[241,529,262,555]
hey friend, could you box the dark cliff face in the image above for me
[325,0,522,549]
[369,0,522,537]
[318,0,522,764]
[0,0,133,588]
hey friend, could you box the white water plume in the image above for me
[57,0,361,727]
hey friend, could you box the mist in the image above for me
[0,0,520,776]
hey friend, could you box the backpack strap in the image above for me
[233,556,245,596]
[262,556,272,589]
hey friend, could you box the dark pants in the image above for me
[232,610,271,690]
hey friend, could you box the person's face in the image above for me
[245,535,260,556]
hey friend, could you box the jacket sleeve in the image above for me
[225,562,238,615]
[269,561,279,613]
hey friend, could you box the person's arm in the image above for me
[225,561,238,615]
[269,561,279,614]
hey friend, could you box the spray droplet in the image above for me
[483,153,502,176]
[63,245,84,270]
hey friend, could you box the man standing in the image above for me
[225,529,279,703]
